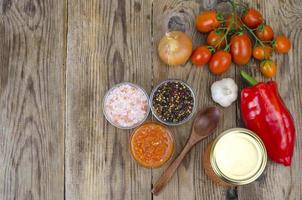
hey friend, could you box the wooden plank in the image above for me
[0,0,66,199]
[65,0,153,199]
[237,0,302,199]
[152,1,236,199]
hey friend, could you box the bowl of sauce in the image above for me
[203,128,267,186]
[129,122,174,168]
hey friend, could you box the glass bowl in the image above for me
[149,79,197,126]
[129,121,175,168]
[103,82,150,129]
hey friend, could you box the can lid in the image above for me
[210,128,267,185]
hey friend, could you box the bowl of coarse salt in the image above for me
[103,82,150,129]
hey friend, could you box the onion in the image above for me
[158,31,193,66]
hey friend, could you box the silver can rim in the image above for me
[210,128,268,186]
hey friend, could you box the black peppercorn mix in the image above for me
[152,81,194,123]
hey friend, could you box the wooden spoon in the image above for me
[152,107,221,195]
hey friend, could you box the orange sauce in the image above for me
[130,122,174,168]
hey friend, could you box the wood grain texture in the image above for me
[152,1,236,200]
[65,0,153,199]
[0,0,302,199]
[0,0,66,199]
[237,0,302,199]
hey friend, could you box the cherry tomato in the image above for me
[196,11,220,33]
[230,33,252,65]
[253,46,272,60]
[225,15,242,30]
[242,8,263,29]
[256,24,274,41]
[274,35,291,53]
[207,30,225,48]
[260,60,277,78]
[209,50,232,75]
[191,46,212,66]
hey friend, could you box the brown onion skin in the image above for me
[158,31,192,65]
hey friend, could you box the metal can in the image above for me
[203,128,267,187]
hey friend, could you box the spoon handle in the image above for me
[152,140,195,195]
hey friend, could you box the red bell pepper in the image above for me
[240,71,295,166]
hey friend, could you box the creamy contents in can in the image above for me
[213,133,262,180]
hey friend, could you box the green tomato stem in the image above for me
[214,0,237,49]
[216,27,228,30]
[216,0,265,51]
[242,23,265,46]
[235,12,266,47]
[215,28,230,49]
[228,1,268,48]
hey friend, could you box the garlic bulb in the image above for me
[211,78,238,107]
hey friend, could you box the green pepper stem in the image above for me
[240,70,258,86]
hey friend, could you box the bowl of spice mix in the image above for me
[150,80,196,126]
[103,82,150,129]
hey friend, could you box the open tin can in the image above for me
[203,128,267,187]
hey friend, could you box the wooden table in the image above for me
[1,0,301,199]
